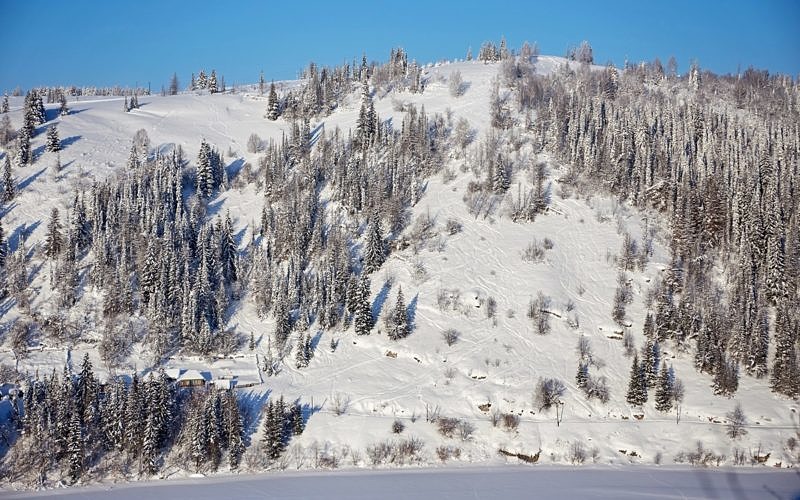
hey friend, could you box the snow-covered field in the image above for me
[1,55,798,484]
[3,466,798,500]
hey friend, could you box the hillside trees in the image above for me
[520,46,799,400]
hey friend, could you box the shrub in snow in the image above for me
[449,70,467,97]
[726,403,748,439]
[457,420,475,441]
[437,417,458,438]
[442,328,460,346]
[436,445,461,462]
[502,413,520,431]
[527,293,552,335]
[392,419,405,434]
[247,133,263,153]
[445,218,462,235]
[535,377,566,410]
[330,392,350,416]
[568,441,587,464]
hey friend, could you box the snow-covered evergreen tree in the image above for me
[169,72,180,96]
[67,409,84,482]
[46,124,60,152]
[220,212,237,283]
[354,272,373,335]
[388,286,409,340]
[2,155,14,202]
[654,362,674,412]
[363,212,386,274]
[225,392,245,468]
[209,70,218,94]
[196,140,214,198]
[289,401,304,436]
[15,128,31,166]
[626,354,647,406]
[267,82,280,120]
[576,361,589,390]
[262,398,286,461]
[59,92,69,116]
[771,304,800,397]
[142,412,160,475]
[44,207,64,259]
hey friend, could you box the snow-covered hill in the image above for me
[0,54,797,486]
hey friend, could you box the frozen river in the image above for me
[3,466,798,499]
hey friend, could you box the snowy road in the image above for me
[3,466,798,500]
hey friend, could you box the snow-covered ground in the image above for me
[3,466,798,500]
[1,55,797,481]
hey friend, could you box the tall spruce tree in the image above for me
[196,140,214,198]
[209,70,218,94]
[363,212,386,274]
[388,286,409,340]
[654,362,674,412]
[226,393,245,469]
[59,92,69,116]
[46,124,60,152]
[15,128,31,166]
[771,304,800,397]
[354,272,373,335]
[169,72,180,96]
[626,354,647,406]
[0,219,6,269]
[267,82,280,120]
[2,155,14,202]
[67,410,84,482]
[142,412,160,474]
[44,207,64,259]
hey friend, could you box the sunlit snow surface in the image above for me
[3,466,798,500]
[2,56,798,486]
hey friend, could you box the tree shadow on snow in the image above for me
[8,220,41,253]
[18,168,46,191]
[407,294,418,333]
[0,201,17,219]
[60,135,82,150]
[298,397,323,428]
[204,198,225,218]
[371,280,392,322]
[238,389,271,445]
[225,158,245,183]
[309,330,324,353]
[233,226,248,250]
[309,122,325,148]
[40,108,57,124]
[0,296,17,321]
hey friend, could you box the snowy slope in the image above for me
[1,56,797,483]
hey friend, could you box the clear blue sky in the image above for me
[2,0,798,91]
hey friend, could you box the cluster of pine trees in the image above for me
[191,69,223,94]
[11,89,46,166]
[6,355,174,482]
[519,54,799,398]
[259,396,304,462]
[2,352,255,484]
